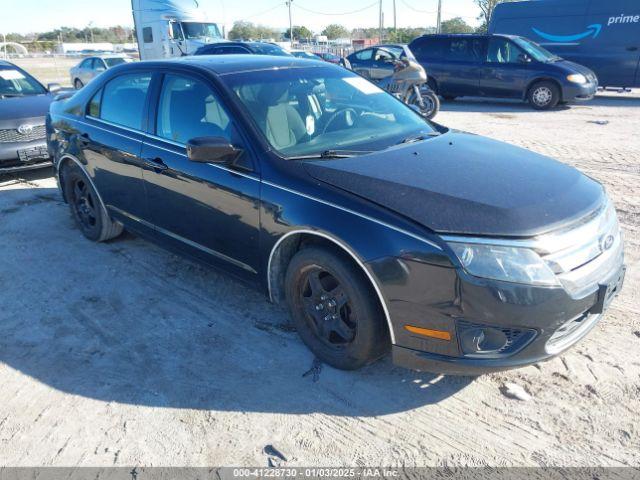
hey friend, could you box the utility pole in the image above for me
[393,0,397,37]
[436,0,442,33]
[378,0,383,43]
[287,0,294,47]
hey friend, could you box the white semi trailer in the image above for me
[132,0,224,60]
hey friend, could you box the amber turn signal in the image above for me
[404,325,452,341]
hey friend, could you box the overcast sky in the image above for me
[1,0,482,35]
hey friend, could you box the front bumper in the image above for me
[369,246,625,375]
[0,140,52,174]
[563,81,598,101]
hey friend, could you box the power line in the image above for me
[398,0,437,14]
[239,2,285,21]
[292,1,379,16]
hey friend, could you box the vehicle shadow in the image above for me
[438,92,640,113]
[0,180,473,417]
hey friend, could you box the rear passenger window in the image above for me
[354,49,373,61]
[157,74,231,144]
[100,73,151,130]
[445,38,483,62]
[411,37,445,61]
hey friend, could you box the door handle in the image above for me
[144,157,168,172]
[627,46,638,52]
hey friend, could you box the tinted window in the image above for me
[157,74,231,144]
[93,59,106,71]
[445,37,484,62]
[354,49,373,61]
[79,59,92,68]
[88,89,102,117]
[104,57,130,67]
[487,38,524,63]
[410,37,446,60]
[100,73,151,129]
[143,27,153,43]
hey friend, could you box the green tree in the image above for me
[321,24,349,40]
[228,21,258,40]
[440,17,474,34]
[474,0,516,29]
[283,25,312,41]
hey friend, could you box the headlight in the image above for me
[567,74,587,84]
[448,242,559,286]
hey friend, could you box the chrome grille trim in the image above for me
[0,125,46,143]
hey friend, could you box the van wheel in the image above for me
[528,81,560,110]
[62,163,123,242]
[74,79,84,90]
[284,246,389,370]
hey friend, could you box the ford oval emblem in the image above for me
[17,124,34,135]
[600,234,615,252]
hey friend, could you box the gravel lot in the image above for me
[1,92,639,467]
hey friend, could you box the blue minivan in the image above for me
[409,34,598,109]
[490,0,640,88]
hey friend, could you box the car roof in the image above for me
[0,60,17,68]
[168,54,328,75]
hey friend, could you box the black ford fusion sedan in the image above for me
[46,56,625,374]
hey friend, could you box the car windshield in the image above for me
[252,44,292,56]
[0,67,47,97]
[104,57,132,67]
[512,37,560,62]
[181,22,222,40]
[226,66,437,159]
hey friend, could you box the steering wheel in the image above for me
[321,108,358,134]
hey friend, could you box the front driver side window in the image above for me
[487,38,524,64]
[157,74,231,144]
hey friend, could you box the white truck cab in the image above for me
[132,0,224,60]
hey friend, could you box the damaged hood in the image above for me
[303,132,604,237]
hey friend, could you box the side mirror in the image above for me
[48,83,62,93]
[187,137,242,164]
[518,53,532,64]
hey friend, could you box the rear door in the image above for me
[480,36,532,98]
[349,48,375,78]
[82,71,153,227]
[438,37,484,96]
[140,71,261,277]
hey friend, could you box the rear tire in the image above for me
[284,246,389,370]
[62,163,123,242]
[528,80,560,110]
[74,79,84,90]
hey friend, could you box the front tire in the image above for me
[528,80,560,110]
[284,246,389,370]
[62,163,123,242]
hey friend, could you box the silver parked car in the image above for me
[69,55,133,89]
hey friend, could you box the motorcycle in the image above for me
[376,57,440,120]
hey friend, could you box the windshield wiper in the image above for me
[397,131,440,145]
[285,149,372,160]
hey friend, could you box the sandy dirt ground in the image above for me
[0,92,639,467]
